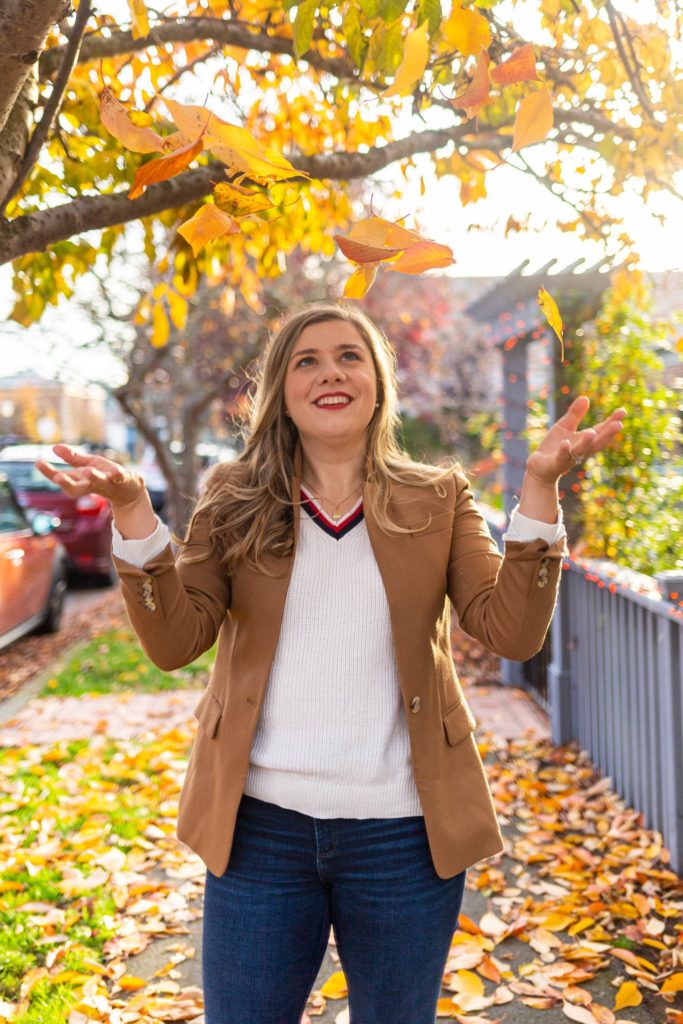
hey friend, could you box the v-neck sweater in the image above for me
[112,486,566,819]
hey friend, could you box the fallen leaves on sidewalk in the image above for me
[0,716,681,1021]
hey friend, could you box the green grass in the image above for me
[38,626,216,697]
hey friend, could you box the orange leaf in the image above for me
[177,204,240,255]
[436,996,461,1017]
[456,914,483,935]
[387,239,455,274]
[490,43,540,86]
[128,135,204,199]
[614,982,642,1011]
[662,974,683,994]
[453,52,491,119]
[100,87,164,154]
[512,89,554,151]
[334,235,404,264]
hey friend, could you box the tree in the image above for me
[0,0,680,327]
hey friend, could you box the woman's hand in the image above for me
[525,395,626,487]
[35,443,147,510]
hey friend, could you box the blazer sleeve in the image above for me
[112,508,230,671]
[447,468,568,662]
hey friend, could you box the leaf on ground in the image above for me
[320,970,348,998]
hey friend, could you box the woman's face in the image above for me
[283,319,378,450]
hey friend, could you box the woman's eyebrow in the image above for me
[289,343,364,361]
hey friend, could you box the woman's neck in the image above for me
[300,444,366,501]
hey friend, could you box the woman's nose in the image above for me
[317,361,346,382]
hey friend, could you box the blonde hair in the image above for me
[176,300,462,575]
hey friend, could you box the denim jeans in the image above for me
[202,793,467,1024]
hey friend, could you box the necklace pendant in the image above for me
[332,508,341,520]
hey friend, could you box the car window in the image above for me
[0,480,29,532]
[0,461,63,492]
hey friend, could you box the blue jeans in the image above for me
[202,793,467,1024]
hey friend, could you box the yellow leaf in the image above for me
[320,969,348,999]
[614,982,642,1011]
[99,87,164,154]
[151,302,169,348]
[662,974,683,994]
[117,975,148,991]
[675,335,683,354]
[128,0,149,39]
[542,911,575,932]
[343,263,379,298]
[213,182,274,217]
[451,970,485,998]
[177,204,240,256]
[384,20,430,98]
[538,285,564,361]
[512,89,554,151]
[167,291,188,330]
[436,996,461,1017]
[164,99,306,185]
[443,3,491,56]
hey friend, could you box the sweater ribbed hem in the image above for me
[242,766,424,819]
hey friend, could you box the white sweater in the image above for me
[112,489,565,819]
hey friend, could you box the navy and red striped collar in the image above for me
[300,485,364,540]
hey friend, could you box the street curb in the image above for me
[0,641,83,725]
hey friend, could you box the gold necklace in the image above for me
[301,478,363,521]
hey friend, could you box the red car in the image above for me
[0,473,68,650]
[0,445,114,583]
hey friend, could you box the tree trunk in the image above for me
[0,72,37,202]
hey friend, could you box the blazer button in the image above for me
[537,578,548,588]
[410,696,421,713]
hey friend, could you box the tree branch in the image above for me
[604,1,656,122]
[0,123,492,264]
[40,17,355,81]
[0,0,92,214]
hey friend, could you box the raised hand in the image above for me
[35,444,147,510]
[525,395,626,487]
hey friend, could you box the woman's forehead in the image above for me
[295,319,366,348]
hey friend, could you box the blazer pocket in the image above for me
[193,688,223,739]
[442,699,477,747]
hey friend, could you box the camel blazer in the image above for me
[112,445,567,879]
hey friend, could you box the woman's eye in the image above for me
[342,350,359,360]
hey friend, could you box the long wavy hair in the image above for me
[175,300,463,575]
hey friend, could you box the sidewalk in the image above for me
[0,652,677,1024]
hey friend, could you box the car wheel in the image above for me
[37,567,68,634]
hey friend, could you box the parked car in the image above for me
[0,444,114,583]
[0,473,68,651]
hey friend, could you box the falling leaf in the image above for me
[164,99,305,185]
[343,263,379,298]
[490,43,540,86]
[453,52,491,119]
[151,301,169,348]
[335,215,454,296]
[128,0,149,39]
[213,182,274,217]
[538,285,564,361]
[128,135,204,200]
[384,20,430,98]
[100,87,165,154]
[177,204,240,255]
[443,2,491,56]
[512,89,554,151]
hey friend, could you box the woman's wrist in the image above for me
[111,490,158,540]
[517,471,560,524]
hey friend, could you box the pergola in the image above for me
[466,257,616,539]
[465,258,616,696]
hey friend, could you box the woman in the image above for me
[37,301,625,1024]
